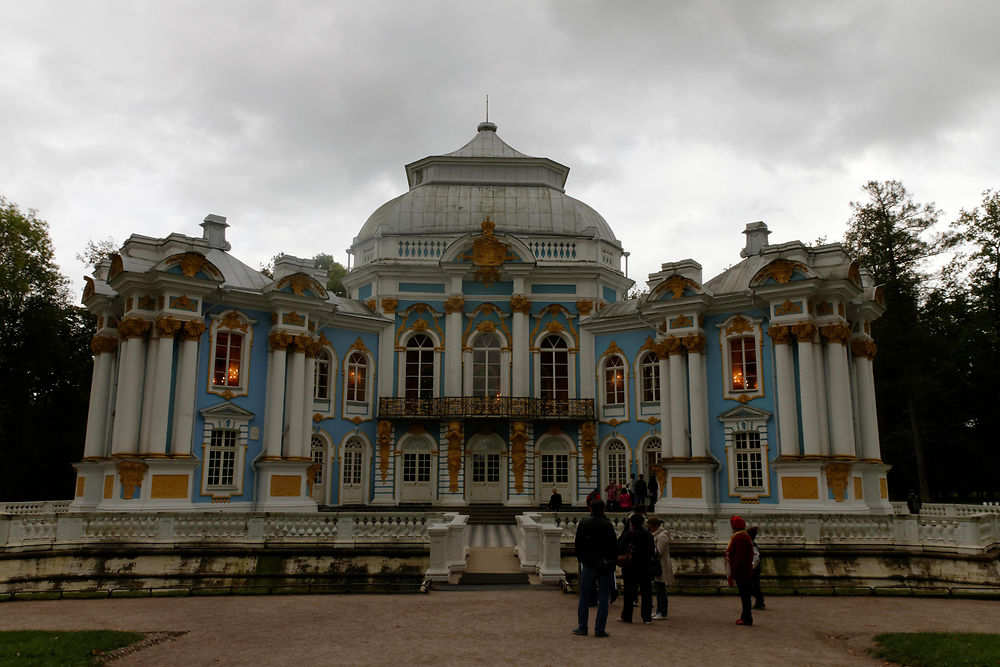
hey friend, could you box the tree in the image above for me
[76,237,118,271]
[843,181,942,501]
[0,197,93,500]
[313,253,347,297]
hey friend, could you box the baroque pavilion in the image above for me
[72,121,890,514]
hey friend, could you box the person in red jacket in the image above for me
[724,515,755,626]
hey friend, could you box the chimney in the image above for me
[201,214,231,251]
[741,221,770,258]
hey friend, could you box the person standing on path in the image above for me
[573,498,618,638]
[618,512,655,624]
[633,475,648,514]
[647,475,659,512]
[647,517,674,620]
[747,525,764,610]
[724,515,755,626]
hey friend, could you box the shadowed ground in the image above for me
[0,592,996,665]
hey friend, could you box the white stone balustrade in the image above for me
[424,513,468,582]
[515,513,567,582]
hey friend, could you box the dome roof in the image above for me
[353,123,619,246]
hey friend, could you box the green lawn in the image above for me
[0,630,145,666]
[872,632,1000,667]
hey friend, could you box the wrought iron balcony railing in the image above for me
[377,396,596,421]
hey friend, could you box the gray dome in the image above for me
[353,123,619,246]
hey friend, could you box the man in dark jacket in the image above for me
[633,475,648,513]
[573,498,617,638]
[618,512,655,624]
[725,515,755,626]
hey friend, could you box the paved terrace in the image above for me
[0,592,997,665]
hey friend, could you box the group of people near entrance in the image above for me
[599,474,658,514]
[573,496,764,638]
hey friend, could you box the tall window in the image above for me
[405,334,435,399]
[213,332,243,387]
[541,453,569,485]
[606,439,627,487]
[604,356,625,405]
[644,437,662,475]
[342,437,363,486]
[539,335,569,400]
[310,435,326,486]
[403,451,431,482]
[734,431,764,489]
[640,352,659,403]
[472,453,500,483]
[729,336,758,392]
[346,352,368,402]
[314,350,331,400]
[472,333,501,397]
[206,428,238,489]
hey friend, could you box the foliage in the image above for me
[76,237,118,271]
[312,253,348,297]
[0,197,93,501]
[0,630,145,666]
[871,632,1000,667]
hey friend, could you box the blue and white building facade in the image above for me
[72,121,891,514]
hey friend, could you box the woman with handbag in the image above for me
[647,517,674,620]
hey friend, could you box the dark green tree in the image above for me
[844,181,942,501]
[312,253,347,297]
[0,198,94,501]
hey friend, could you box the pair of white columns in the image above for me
[655,335,709,460]
[263,333,316,460]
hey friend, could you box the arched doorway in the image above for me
[310,434,329,504]
[339,434,371,505]
[398,436,434,503]
[536,436,574,505]
[466,434,506,504]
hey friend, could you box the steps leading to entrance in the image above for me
[465,505,523,525]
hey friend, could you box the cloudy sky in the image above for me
[3,1,999,296]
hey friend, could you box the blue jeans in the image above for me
[577,564,612,633]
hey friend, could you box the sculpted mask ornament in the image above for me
[825,462,851,502]
[580,422,596,482]
[476,320,497,334]
[791,322,817,343]
[510,422,529,494]
[444,296,464,315]
[377,420,392,482]
[774,300,803,316]
[116,460,148,499]
[445,421,464,492]
[576,298,593,316]
[220,311,248,332]
[767,324,791,345]
[725,316,753,336]
[381,297,398,314]
[411,318,429,332]
[155,316,182,337]
[177,252,209,278]
[181,320,207,341]
[460,217,518,286]
[660,274,698,299]
[511,295,532,315]
[756,258,807,285]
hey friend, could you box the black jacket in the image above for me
[634,478,648,502]
[574,513,618,571]
[618,525,655,575]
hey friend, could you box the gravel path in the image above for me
[0,592,996,665]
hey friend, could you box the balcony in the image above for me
[377,396,596,421]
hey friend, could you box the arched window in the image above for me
[405,334,435,399]
[643,437,662,476]
[606,439,627,487]
[472,332,501,397]
[345,352,368,402]
[640,352,659,403]
[342,437,364,487]
[539,335,568,400]
[310,435,326,487]
[729,336,758,392]
[314,349,331,400]
[604,356,625,405]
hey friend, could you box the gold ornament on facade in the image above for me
[682,333,706,354]
[177,252,210,278]
[659,274,699,299]
[580,422,596,482]
[476,320,497,334]
[664,336,685,355]
[282,311,305,327]
[155,316,182,337]
[767,324,791,344]
[725,315,753,336]
[601,340,623,359]
[411,318,429,332]
[669,314,693,329]
[511,295,532,314]
[380,297,398,314]
[269,331,294,351]
[220,311,248,332]
[116,460,147,498]
[276,273,317,297]
[377,420,392,482]
[774,300,802,316]
[544,320,564,334]
[365,298,376,311]
[850,337,877,360]
[510,421,528,494]
[825,462,851,502]
[816,301,833,316]
[653,341,671,358]
[755,258,806,285]
[137,295,155,311]
[108,254,124,280]
[651,464,666,496]
[83,277,96,300]
[125,296,134,311]
[349,337,372,356]
[639,336,657,354]
[158,296,165,310]
[444,296,465,314]
[169,295,198,312]
[291,335,313,352]
[820,323,851,345]
[117,317,151,340]
[306,463,321,487]
[791,322,816,343]
[90,334,119,355]
[575,298,593,315]
[459,217,518,286]
[445,421,463,492]
[181,320,206,341]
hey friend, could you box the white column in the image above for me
[667,339,688,458]
[170,322,203,457]
[137,328,158,454]
[657,350,671,455]
[285,343,306,459]
[83,337,117,459]
[146,318,179,455]
[302,350,316,455]
[111,320,150,456]
[264,336,288,459]
[378,320,395,399]
[444,297,464,396]
[813,341,831,457]
[512,297,531,396]
[823,325,855,459]
[852,338,881,461]
[769,327,799,458]
[685,335,709,459]
[793,323,821,458]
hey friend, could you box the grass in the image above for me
[0,630,145,666]
[872,632,1000,667]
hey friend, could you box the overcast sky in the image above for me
[3,1,999,296]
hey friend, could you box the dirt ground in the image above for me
[0,591,997,665]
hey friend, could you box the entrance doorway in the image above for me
[467,435,506,503]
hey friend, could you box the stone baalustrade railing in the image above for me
[891,501,1000,517]
[0,501,72,515]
